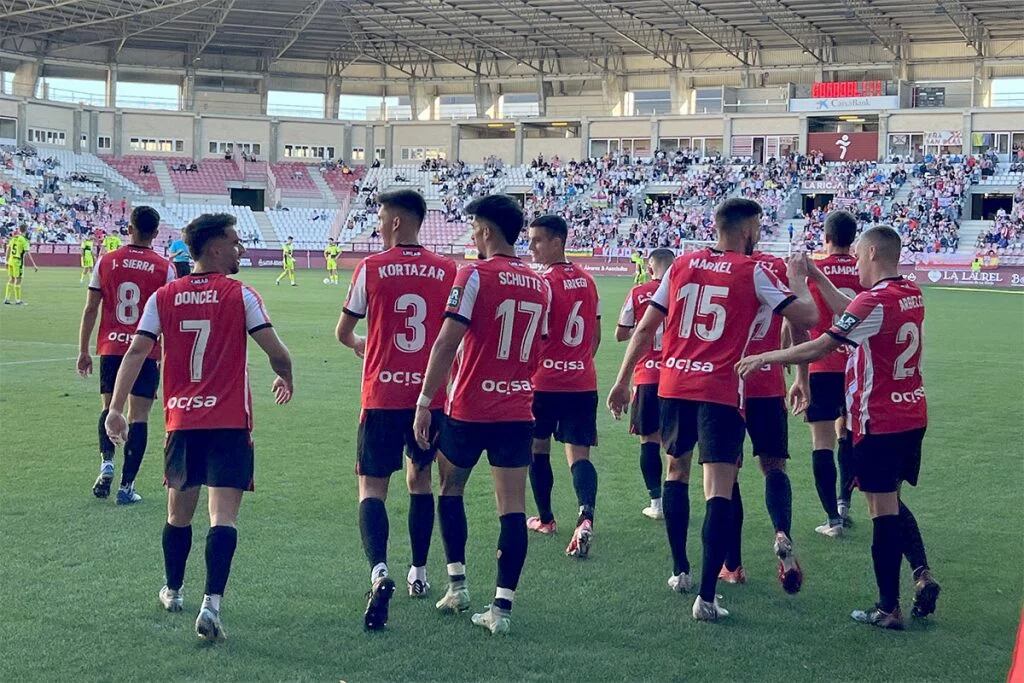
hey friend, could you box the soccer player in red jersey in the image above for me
[336,190,456,629]
[616,248,674,520]
[737,226,938,630]
[524,215,602,558]
[791,210,866,536]
[77,206,175,504]
[105,214,294,642]
[607,198,818,621]
[723,249,803,594]
[413,194,549,635]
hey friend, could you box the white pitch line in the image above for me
[0,339,80,347]
[0,356,78,366]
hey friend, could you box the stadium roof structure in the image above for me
[2,0,1023,82]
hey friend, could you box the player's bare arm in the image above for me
[614,324,632,342]
[25,248,39,272]
[76,289,102,377]
[806,256,856,316]
[105,334,156,444]
[607,304,665,418]
[783,319,811,415]
[335,311,366,359]
[413,317,468,449]
[250,327,294,404]
[736,334,842,380]
[591,317,602,357]
[777,254,819,331]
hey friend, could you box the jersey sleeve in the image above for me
[88,256,102,291]
[342,261,368,318]
[617,290,636,328]
[753,262,797,313]
[242,285,273,333]
[136,294,161,340]
[165,263,176,283]
[444,265,480,325]
[827,292,884,347]
[649,264,673,313]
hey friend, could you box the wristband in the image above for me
[416,393,432,409]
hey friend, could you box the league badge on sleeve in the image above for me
[447,286,463,309]
[834,311,860,333]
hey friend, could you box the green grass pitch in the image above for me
[1,267,1021,681]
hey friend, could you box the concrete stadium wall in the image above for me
[460,138,515,165]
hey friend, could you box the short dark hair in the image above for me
[464,194,524,246]
[714,198,762,233]
[530,214,568,242]
[183,213,235,259]
[649,248,675,269]
[860,225,902,263]
[131,206,160,239]
[824,210,857,247]
[379,189,427,225]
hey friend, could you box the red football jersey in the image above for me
[89,246,175,360]
[444,255,550,422]
[343,245,457,410]
[745,252,789,399]
[651,248,795,408]
[827,277,927,442]
[533,262,600,392]
[809,253,864,374]
[617,279,663,386]
[136,273,272,432]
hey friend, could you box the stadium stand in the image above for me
[168,159,241,195]
[271,163,321,198]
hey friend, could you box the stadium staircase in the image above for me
[254,212,281,248]
[152,160,176,198]
[308,169,339,207]
[956,220,990,253]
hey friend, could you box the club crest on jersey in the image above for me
[447,286,463,308]
[834,311,860,332]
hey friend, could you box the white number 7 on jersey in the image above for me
[180,320,211,382]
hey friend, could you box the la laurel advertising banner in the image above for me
[807,132,879,162]
[899,264,1024,289]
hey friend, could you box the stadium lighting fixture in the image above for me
[486,123,505,127]
[551,122,568,127]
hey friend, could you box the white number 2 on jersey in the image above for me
[394,293,427,353]
[115,282,141,325]
[893,321,920,380]
[676,283,728,342]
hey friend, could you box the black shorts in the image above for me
[660,398,745,464]
[356,408,443,478]
[440,418,533,469]
[173,261,191,278]
[745,397,789,460]
[853,427,925,493]
[164,429,254,491]
[807,372,846,423]
[629,383,661,437]
[99,355,159,399]
[532,390,598,447]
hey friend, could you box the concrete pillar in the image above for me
[385,125,394,166]
[474,80,495,119]
[450,123,460,161]
[602,75,627,116]
[269,119,279,162]
[669,72,693,115]
[877,113,889,160]
[961,112,972,156]
[722,115,733,159]
[651,117,660,154]
[973,61,991,107]
[366,125,375,163]
[105,64,118,108]
[537,77,553,117]
[580,118,590,159]
[258,76,269,116]
[799,115,810,155]
[89,110,99,153]
[325,77,340,119]
[16,101,27,146]
[112,111,123,156]
[514,123,524,165]
[72,108,83,154]
[13,60,41,98]
[408,81,433,121]
[342,122,353,163]
[193,115,203,159]
[491,84,503,119]
[181,70,196,111]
